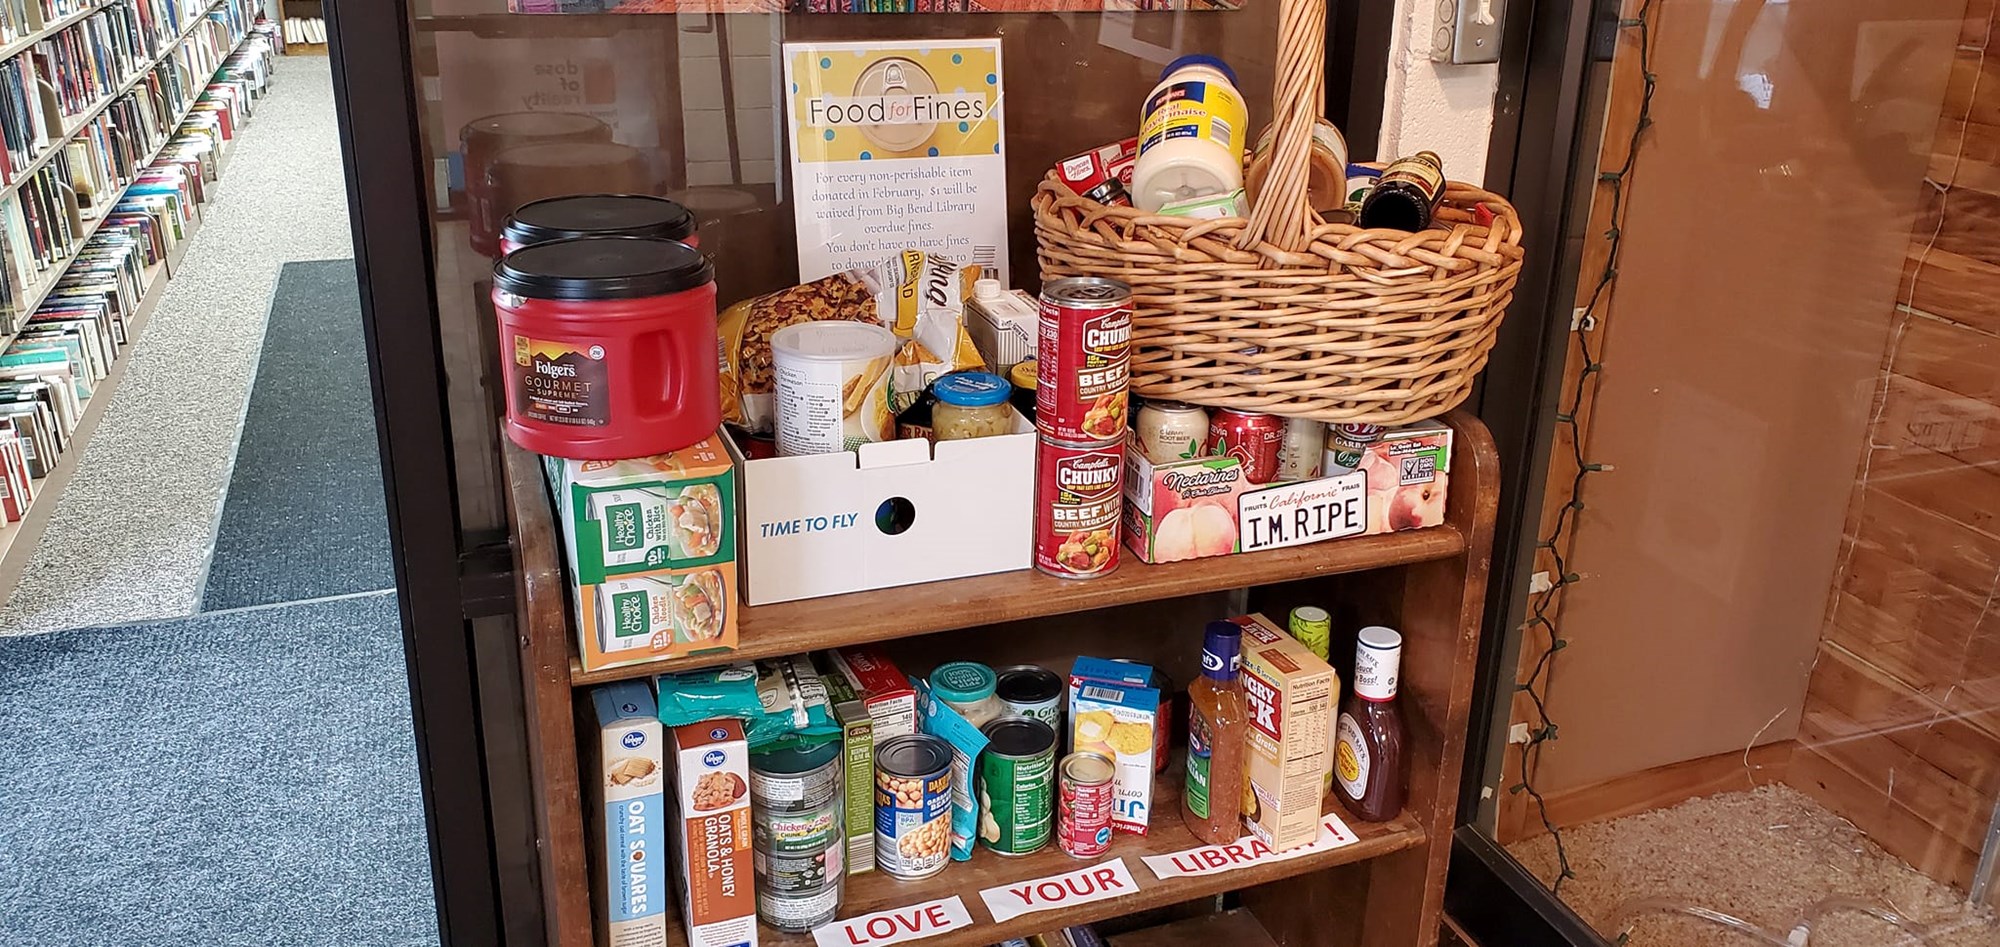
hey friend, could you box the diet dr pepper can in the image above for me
[1037,277,1133,444]
[1034,437,1125,579]
[1058,751,1116,858]
[1207,409,1286,485]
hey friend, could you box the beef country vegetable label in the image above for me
[811,896,975,947]
[1036,278,1132,444]
[783,40,1009,282]
[1034,439,1125,579]
[978,858,1139,923]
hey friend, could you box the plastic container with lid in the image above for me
[460,111,613,256]
[1131,55,1248,213]
[488,141,652,249]
[492,237,718,459]
[771,321,900,457]
[501,194,698,254]
[929,661,1004,728]
[932,371,1014,441]
[1007,360,1038,423]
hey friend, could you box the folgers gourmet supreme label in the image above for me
[514,335,610,426]
[1036,277,1132,444]
[1035,438,1125,578]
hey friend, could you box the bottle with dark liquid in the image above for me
[1333,626,1406,821]
[1357,151,1445,232]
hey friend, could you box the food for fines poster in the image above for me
[783,40,1008,283]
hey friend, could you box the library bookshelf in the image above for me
[0,10,267,599]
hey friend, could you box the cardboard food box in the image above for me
[586,681,666,947]
[667,719,757,947]
[723,418,1033,605]
[1232,614,1337,850]
[826,646,920,739]
[1068,657,1160,835]
[813,651,877,876]
[548,435,740,672]
[1123,421,1453,564]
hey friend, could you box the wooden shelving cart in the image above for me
[505,411,1498,947]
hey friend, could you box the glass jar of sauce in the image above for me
[933,371,1014,441]
[929,662,1004,728]
[1008,360,1038,423]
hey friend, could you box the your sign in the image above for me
[979,858,1138,923]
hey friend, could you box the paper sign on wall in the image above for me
[979,858,1137,923]
[1237,472,1367,553]
[812,896,974,947]
[1140,813,1361,880]
[782,39,1009,283]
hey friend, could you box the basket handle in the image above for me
[1237,0,1327,255]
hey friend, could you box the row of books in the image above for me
[0,0,90,51]
[0,18,267,524]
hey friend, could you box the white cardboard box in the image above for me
[724,415,1034,605]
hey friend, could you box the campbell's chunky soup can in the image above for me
[1036,277,1132,444]
[500,194,699,255]
[1034,436,1124,578]
[492,237,719,460]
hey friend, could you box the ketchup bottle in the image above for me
[1334,626,1406,822]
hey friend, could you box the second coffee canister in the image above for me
[492,237,719,459]
[500,194,699,255]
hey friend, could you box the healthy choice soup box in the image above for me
[546,434,740,672]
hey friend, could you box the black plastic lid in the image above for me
[493,237,713,300]
[505,194,697,246]
[980,716,1056,757]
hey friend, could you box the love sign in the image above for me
[979,858,1138,923]
[811,896,974,947]
[1140,812,1360,880]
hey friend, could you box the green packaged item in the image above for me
[655,663,764,727]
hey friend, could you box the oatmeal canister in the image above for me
[500,193,698,254]
[977,716,1056,856]
[1058,751,1116,858]
[493,237,719,460]
[874,733,953,880]
[1034,437,1125,579]
[1036,277,1132,444]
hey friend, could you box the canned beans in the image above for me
[874,734,953,880]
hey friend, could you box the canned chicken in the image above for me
[874,734,953,880]
[751,742,843,814]
[755,881,842,933]
[1207,409,1285,484]
[1058,751,1116,858]
[1034,437,1125,578]
[977,716,1056,856]
[1036,278,1132,444]
[995,665,1064,729]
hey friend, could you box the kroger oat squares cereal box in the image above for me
[1068,657,1159,834]
[667,719,757,947]
[587,681,666,947]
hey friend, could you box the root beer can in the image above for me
[1033,436,1125,579]
[1036,278,1132,445]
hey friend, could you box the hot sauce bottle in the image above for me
[1183,620,1250,844]
[1334,626,1406,822]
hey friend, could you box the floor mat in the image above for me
[201,259,391,611]
[0,591,437,947]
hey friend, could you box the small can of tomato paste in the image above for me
[1036,278,1132,445]
[500,194,698,255]
[1058,751,1116,859]
[1207,409,1285,484]
[492,237,718,460]
[1034,436,1124,579]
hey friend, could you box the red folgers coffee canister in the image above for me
[492,237,719,459]
[1034,437,1124,579]
[460,111,612,257]
[1207,409,1285,484]
[500,194,699,255]
[1036,277,1132,444]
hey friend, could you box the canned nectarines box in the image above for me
[667,719,757,947]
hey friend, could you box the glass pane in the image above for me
[1479,0,2000,940]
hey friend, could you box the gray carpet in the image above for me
[0,590,437,947]
[201,259,393,611]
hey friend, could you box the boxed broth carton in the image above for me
[548,434,740,672]
[586,681,667,947]
[1232,614,1338,850]
[667,718,757,947]
[1068,657,1160,834]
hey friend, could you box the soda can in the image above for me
[1325,422,1386,474]
[874,734,953,880]
[1034,436,1124,578]
[977,716,1057,856]
[1036,278,1132,444]
[1276,416,1327,481]
[1206,409,1285,484]
[1058,751,1116,858]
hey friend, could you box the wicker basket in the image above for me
[1031,0,1524,426]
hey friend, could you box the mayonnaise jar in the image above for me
[1131,55,1248,212]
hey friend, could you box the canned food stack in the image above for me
[750,742,846,932]
[1033,277,1134,579]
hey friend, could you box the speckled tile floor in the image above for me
[0,55,358,635]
